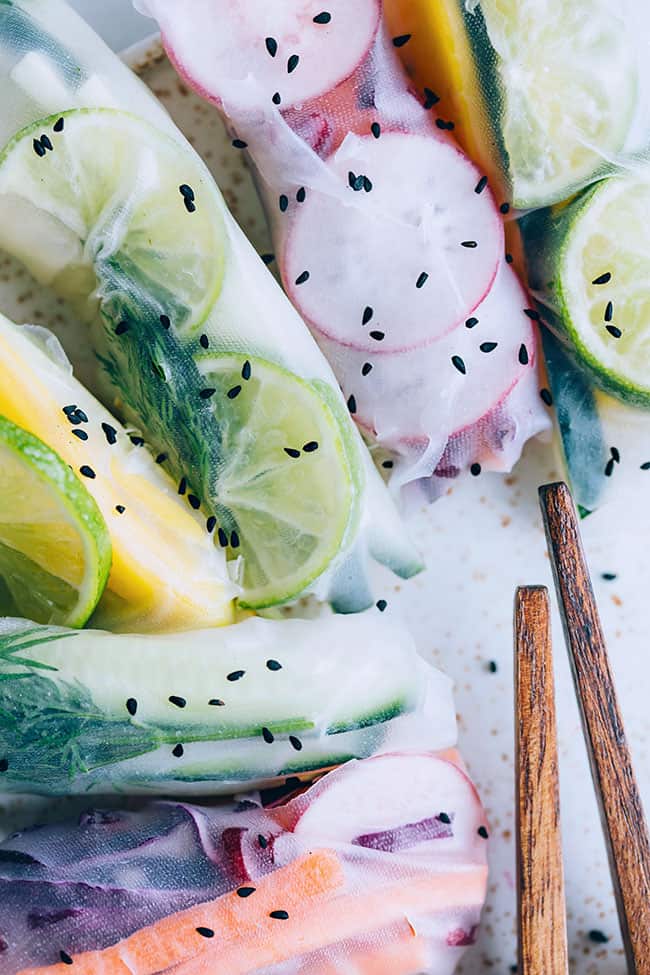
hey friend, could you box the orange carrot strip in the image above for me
[14,850,343,975]
[299,931,430,975]
[172,865,487,975]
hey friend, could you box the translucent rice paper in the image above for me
[139,0,550,503]
[0,610,457,796]
[0,750,488,975]
[383,0,650,514]
[0,0,420,615]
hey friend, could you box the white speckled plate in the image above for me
[1,17,649,975]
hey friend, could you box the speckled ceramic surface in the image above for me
[0,24,648,975]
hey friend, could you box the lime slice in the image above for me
[0,108,225,330]
[478,0,637,207]
[552,175,650,406]
[196,354,355,608]
[0,413,111,626]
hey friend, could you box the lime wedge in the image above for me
[0,108,225,329]
[196,354,356,608]
[0,413,111,626]
[549,175,650,406]
[478,0,637,207]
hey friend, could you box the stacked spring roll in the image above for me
[140,0,550,500]
[0,0,420,614]
[0,751,488,975]
[383,0,650,513]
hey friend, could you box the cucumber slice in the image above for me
[0,612,452,795]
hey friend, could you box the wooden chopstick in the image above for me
[539,481,650,974]
[514,585,569,975]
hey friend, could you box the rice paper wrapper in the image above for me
[0,749,488,975]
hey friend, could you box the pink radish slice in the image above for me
[317,262,536,444]
[144,0,381,109]
[283,753,487,857]
[284,131,503,353]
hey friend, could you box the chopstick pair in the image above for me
[514,482,650,975]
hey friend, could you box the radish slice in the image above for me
[284,131,503,353]
[285,753,487,858]
[138,0,381,109]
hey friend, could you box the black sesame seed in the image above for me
[178,478,187,495]
[266,659,282,671]
[392,33,411,47]
[79,465,95,479]
[488,660,498,673]
[0,758,9,772]
[258,834,269,848]
[382,460,393,469]
[641,461,650,470]
[604,301,614,322]
[289,736,303,751]
[313,11,331,23]
[363,176,373,192]
[348,170,357,189]
[523,308,540,321]
[265,36,277,57]
[369,330,385,341]
[206,515,216,534]
[505,252,513,264]
[416,271,429,289]
[129,435,144,447]
[188,494,201,510]
[371,121,381,138]
[347,394,357,414]
[477,826,489,839]
[465,317,478,328]
[296,186,306,203]
[262,726,275,744]
[114,321,130,336]
[40,134,53,151]
[270,910,290,920]
[232,138,248,149]
[227,385,242,399]
[592,272,611,285]
[72,429,88,441]
[604,458,615,477]
[588,930,610,944]
[279,194,289,212]
[33,138,46,157]
[606,324,622,338]
[59,951,74,966]
[295,270,310,285]
[196,927,214,939]
[435,118,455,130]
[350,172,365,191]
[218,527,229,547]
[362,305,374,325]
[376,599,387,612]
[284,447,301,458]
[169,695,187,709]
[540,388,553,406]
[438,812,451,824]
[160,314,171,329]
[237,886,256,898]
[610,446,620,463]
[241,360,252,380]
[62,404,78,416]
[451,355,466,374]
[179,183,195,201]
[199,334,209,349]
[272,92,282,106]
[209,698,225,706]
[480,342,498,353]
[227,670,245,682]
[53,117,65,132]
[126,698,138,716]
[230,530,240,548]
[115,505,126,514]
[199,387,216,399]
[172,743,184,758]
[303,441,318,452]
[601,572,617,581]
[474,175,488,194]
[184,198,196,213]
[499,202,510,214]
[287,54,300,73]
[423,87,440,109]
[98,422,116,446]
[510,966,518,973]
[361,362,373,376]
[518,344,529,365]
[461,240,478,248]
[470,462,482,476]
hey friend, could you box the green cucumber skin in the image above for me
[0,624,409,795]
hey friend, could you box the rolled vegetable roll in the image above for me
[0,0,420,613]
[140,0,550,500]
[0,610,455,795]
[0,750,488,975]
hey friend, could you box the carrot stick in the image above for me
[299,931,430,975]
[171,865,487,975]
[15,850,344,975]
